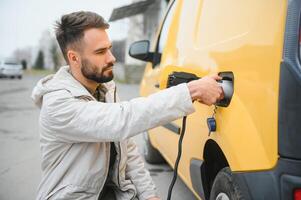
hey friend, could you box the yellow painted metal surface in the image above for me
[140,0,287,198]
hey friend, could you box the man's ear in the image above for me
[67,50,80,66]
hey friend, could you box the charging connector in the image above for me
[167,72,200,88]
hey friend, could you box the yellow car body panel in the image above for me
[139,0,289,198]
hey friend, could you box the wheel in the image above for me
[143,132,165,164]
[210,167,244,200]
[18,75,22,79]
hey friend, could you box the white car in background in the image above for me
[0,60,23,79]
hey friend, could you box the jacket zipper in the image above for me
[93,90,110,199]
[114,86,136,200]
[114,86,121,188]
[114,86,117,103]
[117,143,121,187]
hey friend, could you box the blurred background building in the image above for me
[109,0,169,83]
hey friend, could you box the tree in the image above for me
[21,59,27,70]
[38,30,65,70]
[34,50,45,70]
[50,40,60,71]
[11,47,32,68]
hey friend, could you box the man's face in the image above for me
[79,28,116,83]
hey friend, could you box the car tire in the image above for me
[18,75,22,79]
[210,167,244,200]
[143,132,165,164]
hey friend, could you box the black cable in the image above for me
[167,116,187,200]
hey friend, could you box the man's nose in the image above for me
[106,50,116,64]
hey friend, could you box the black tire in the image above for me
[210,167,245,200]
[143,132,165,164]
[18,75,22,79]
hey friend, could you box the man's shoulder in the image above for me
[48,66,92,98]
[43,89,74,108]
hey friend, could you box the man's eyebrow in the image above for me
[94,45,112,53]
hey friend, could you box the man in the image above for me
[31,11,223,200]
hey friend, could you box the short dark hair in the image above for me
[55,11,109,62]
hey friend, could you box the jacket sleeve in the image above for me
[41,83,195,143]
[125,137,158,199]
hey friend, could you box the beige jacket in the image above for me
[31,66,195,200]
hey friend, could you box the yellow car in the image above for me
[129,0,301,199]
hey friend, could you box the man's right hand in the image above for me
[187,74,224,106]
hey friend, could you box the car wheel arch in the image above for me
[202,139,229,199]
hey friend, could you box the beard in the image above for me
[80,58,114,83]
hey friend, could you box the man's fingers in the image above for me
[218,87,224,100]
[219,91,225,100]
[188,73,225,105]
[209,74,222,81]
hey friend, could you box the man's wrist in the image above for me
[187,81,200,101]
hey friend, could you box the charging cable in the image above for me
[166,107,218,199]
[167,116,187,200]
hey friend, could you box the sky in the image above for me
[0,0,131,59]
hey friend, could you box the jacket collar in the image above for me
[51,66,116,98]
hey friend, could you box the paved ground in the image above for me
[0,73,197,200]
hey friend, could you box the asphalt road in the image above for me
[0,73,197,200]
